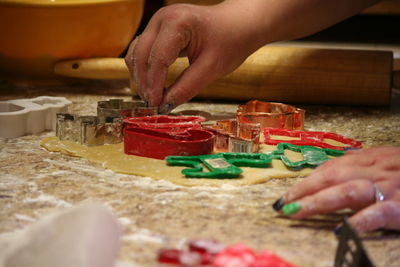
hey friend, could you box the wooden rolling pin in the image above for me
[54,46,397,106]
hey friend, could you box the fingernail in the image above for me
[159,103,174,114]
[282,202,301,216]
[334,226,342,237]
[272,197,285,211]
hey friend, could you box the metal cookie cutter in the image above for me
[270,143,344,169]
[97,98,158,118]
[166,152,272,178]
[264,128,362,150]
[237,100,305,130]
[56,114,123,146]
[124,128,215,160]
[203,119,261,153]
[335,217,375,267]
[0,96,71,138]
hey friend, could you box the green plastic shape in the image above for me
[166,153,272,179]
[166,143,345,178]
[270,143,345,169]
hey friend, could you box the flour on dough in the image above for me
[40,137,314,187]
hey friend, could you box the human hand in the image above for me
[272,146,400,233]
[124,2,266,113]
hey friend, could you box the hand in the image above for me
[124,2,266,112]
[272,146,400,233]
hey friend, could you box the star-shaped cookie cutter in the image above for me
[264,128,362,150]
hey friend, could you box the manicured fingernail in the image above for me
[159,103,174,114]
[272,197,285,211]
[334,226,342,237]
[282,202,301,216]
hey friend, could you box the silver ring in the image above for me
[372,184,385,203]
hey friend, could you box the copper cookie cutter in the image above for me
[237,100,305,130]
[203,120,261,153]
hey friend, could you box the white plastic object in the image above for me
[0,96,72,138]
[0,204,121,267]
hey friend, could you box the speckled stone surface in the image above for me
[1,82,399,267]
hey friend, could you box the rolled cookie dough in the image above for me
[40,136,314,187]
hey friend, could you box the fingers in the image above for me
[161,52,219,108]
[282,148,400,204]
[349,200,400,233]
[125,11,162,102]
[281,179,375,219]
[276,175,400,233]
[283,161,374,204]
[146,22,191,107]
[125,5,205,107]
[125,37,147,100]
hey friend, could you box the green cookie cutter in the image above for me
[269,143,345,169]
[166,153,272,179]
[166,143,345,178]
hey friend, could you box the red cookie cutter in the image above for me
[123,115,213,159]
[124,127,214,159]
[237,100,305,130]
[124,115,205,133]
[264,128,362,150]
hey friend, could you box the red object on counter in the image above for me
[157,241,297,267]
[123,115,213,159]
[124,115,205,133]
[264,128,362,150]
[158,249,182,265]
[213,243,297,267]
[124,127,215,160]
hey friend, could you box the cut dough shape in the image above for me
[40,137,314,187]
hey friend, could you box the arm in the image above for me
[125,0,379,111]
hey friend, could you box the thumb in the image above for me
[348,200,400,233]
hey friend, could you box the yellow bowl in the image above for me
[0,0,144,83]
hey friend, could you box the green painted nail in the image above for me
[282,202,301,216]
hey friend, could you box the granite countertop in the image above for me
[1,82,400,267]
